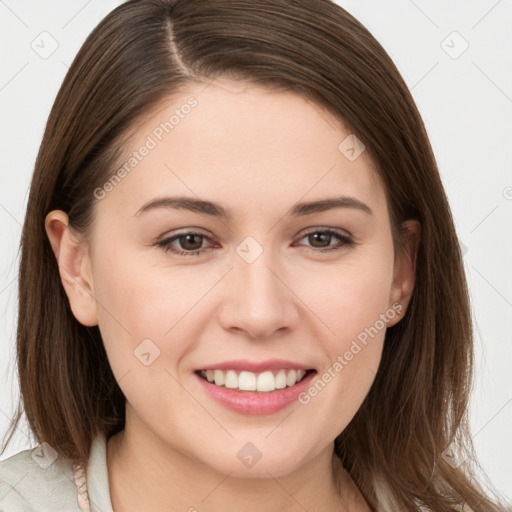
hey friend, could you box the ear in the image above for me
[387,219,421,327]
[45,210,98,327]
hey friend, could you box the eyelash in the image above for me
[155,228,354,257]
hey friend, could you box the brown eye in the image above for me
[296,229,354,252]
[156,228,354,258]
[156,231,215,256]
[176,233,205,251]
[306,231,333,248]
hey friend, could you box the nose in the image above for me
[218,246,299,340]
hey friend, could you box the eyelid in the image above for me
[155,226,355,257]
[299,226,353,238]
[156,227,214,244]
[155,229,218,255]
[157,226,352,243]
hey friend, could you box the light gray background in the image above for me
[1,0,511,502]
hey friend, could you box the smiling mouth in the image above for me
[196,368,317,393]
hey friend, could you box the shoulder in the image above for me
[0,443,83,511]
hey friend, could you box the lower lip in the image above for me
[194,370,316,415]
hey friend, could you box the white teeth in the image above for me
[275,369,287,389]
[199,368,309,392]
[213,369,225,386]
[224,370,238,389]
[286,369,297,386]
[238,371,257,391]
[257,371,275,392]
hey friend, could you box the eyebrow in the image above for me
[134,195,374,219]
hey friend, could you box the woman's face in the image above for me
[53,78,417,478]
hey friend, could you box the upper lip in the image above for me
[198,359,314,373]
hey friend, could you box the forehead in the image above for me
[99,79,386,220]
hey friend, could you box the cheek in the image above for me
[91,245,218,374]
[90,250,201,423]
[294,246,394,348]
[292,245,394,422]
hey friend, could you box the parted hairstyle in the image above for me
[2,1,510,510]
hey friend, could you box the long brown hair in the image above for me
[2,1,509,510]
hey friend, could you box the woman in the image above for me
[0,0,509,511]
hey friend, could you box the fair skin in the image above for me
[45,79,420,512]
